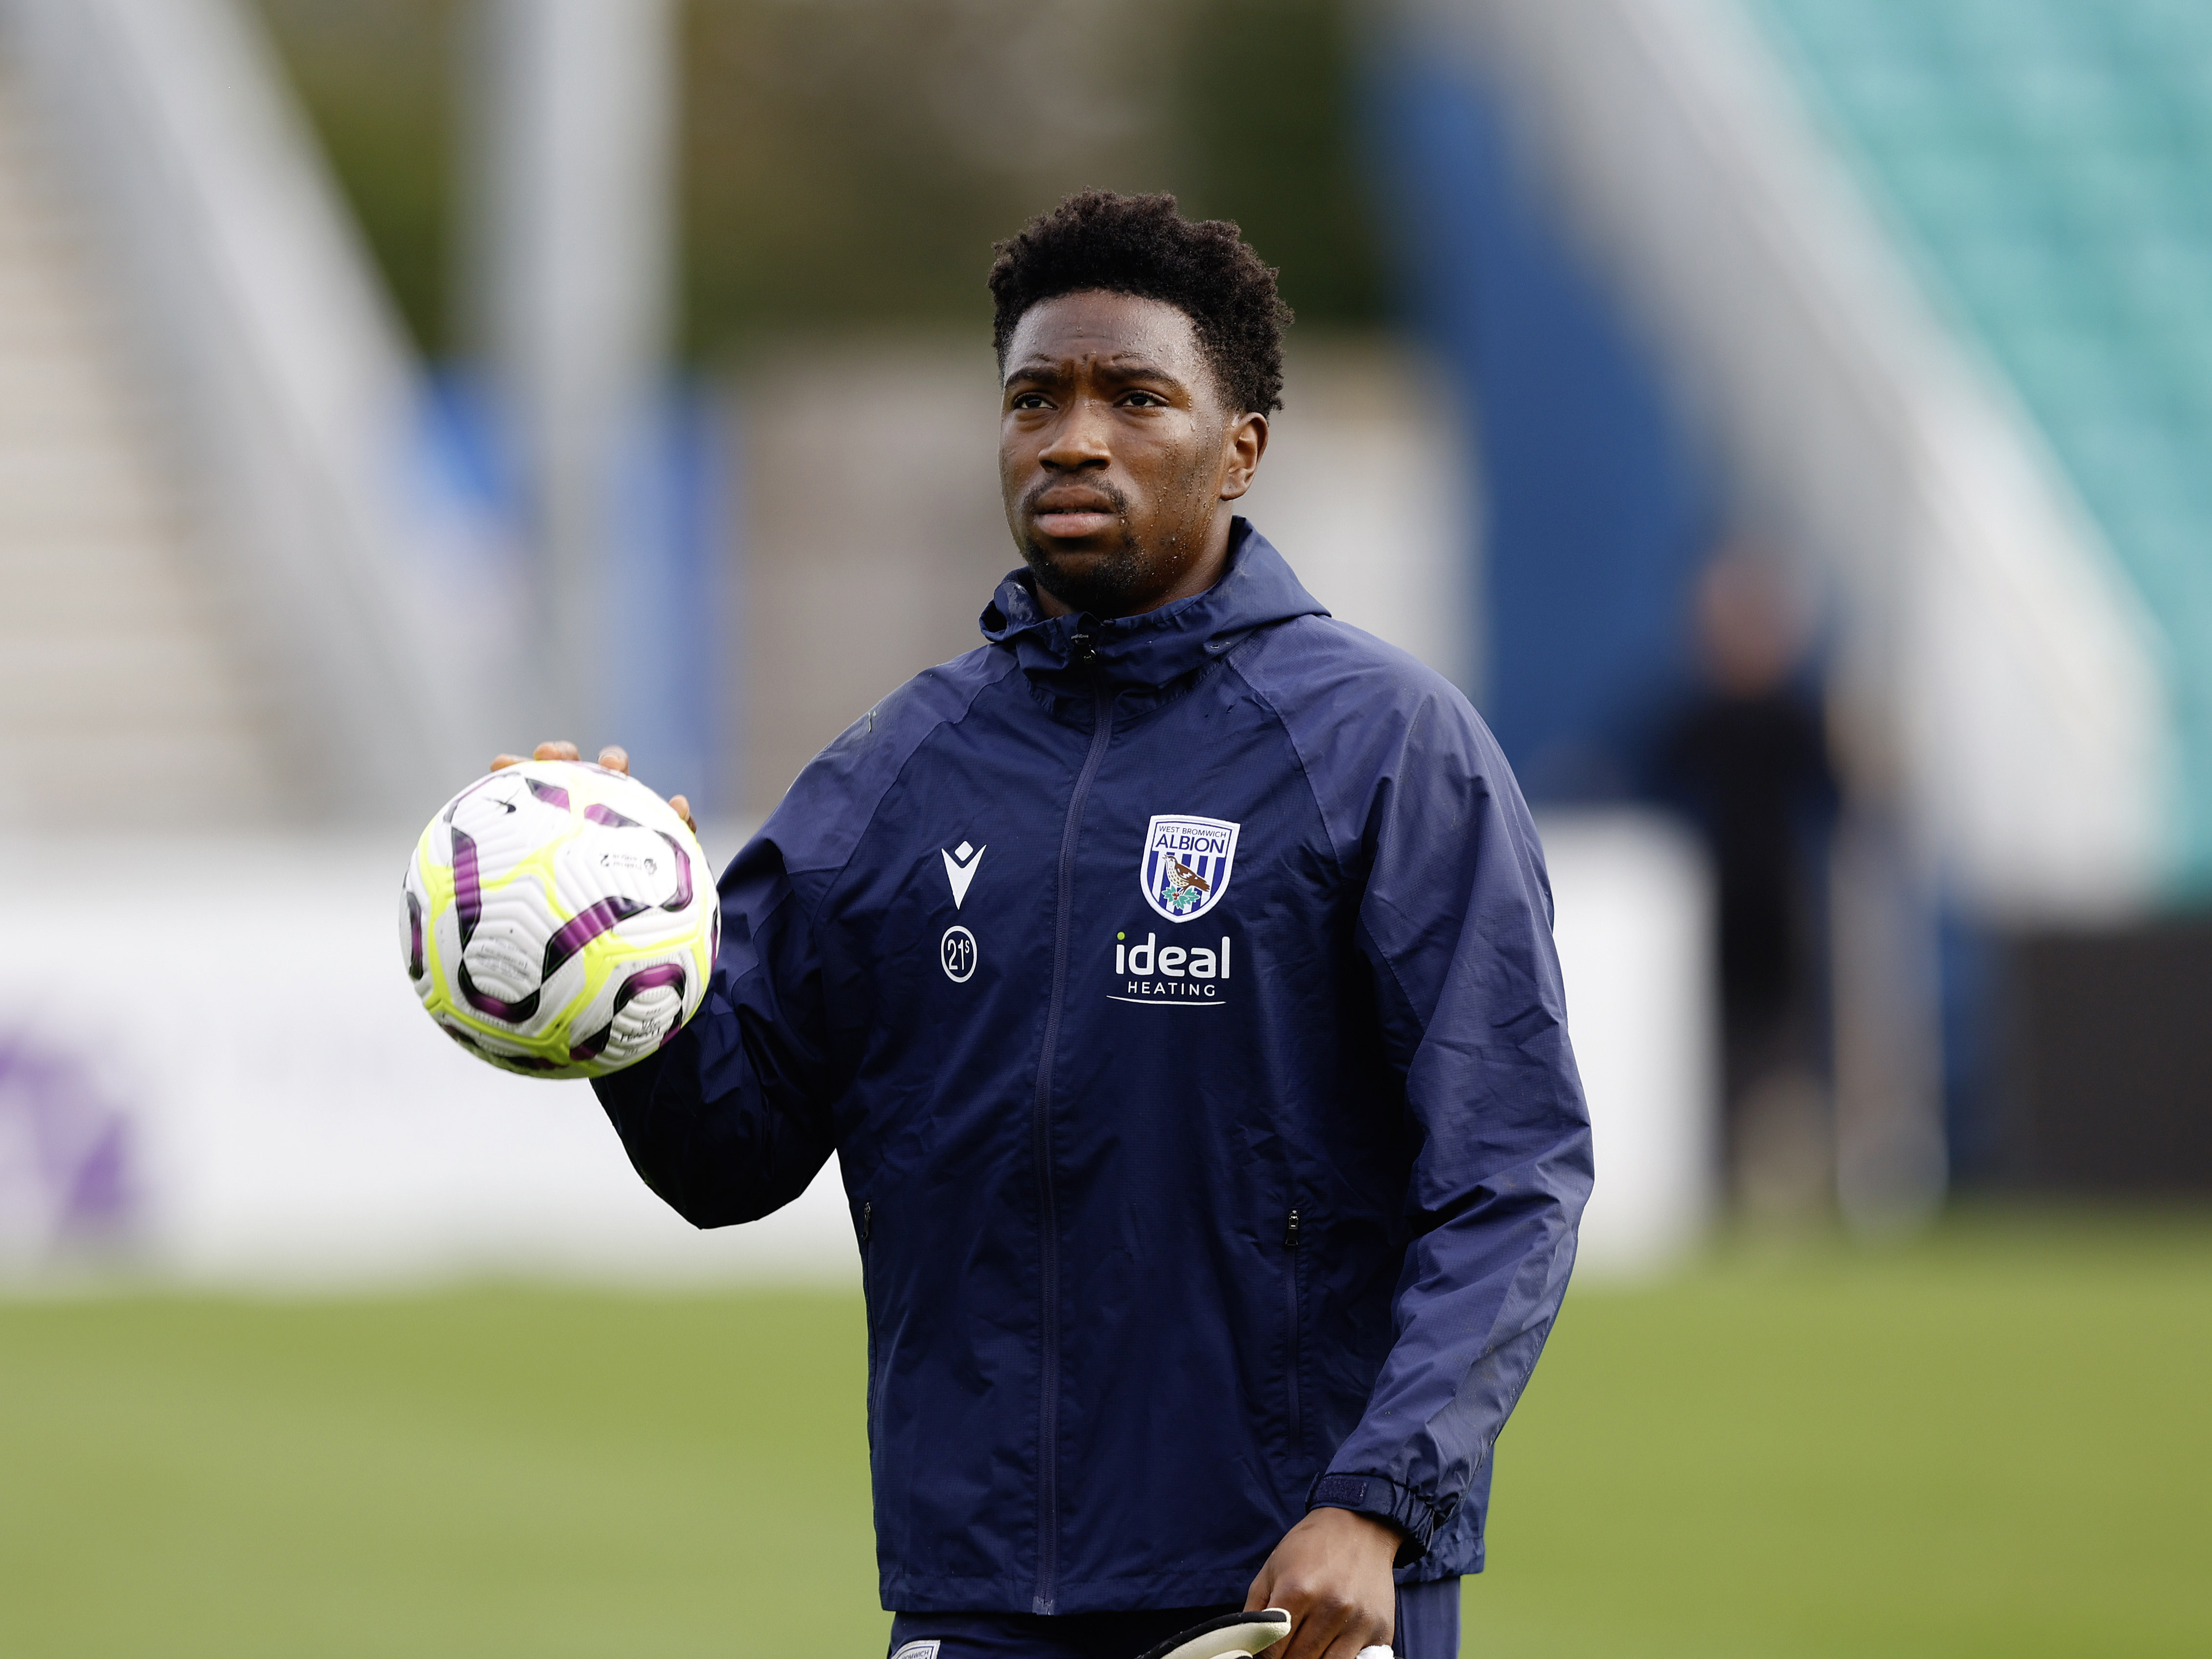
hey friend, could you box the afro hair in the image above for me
[988,190,1292,416]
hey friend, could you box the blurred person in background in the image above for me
[509,193,1590,1659]
[1657,550,1838,1216]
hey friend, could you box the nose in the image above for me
[1038,398,1112,472]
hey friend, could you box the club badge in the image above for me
[1140,814,1240,924]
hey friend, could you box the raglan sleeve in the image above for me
[588,823,839,1228]
[1308,692,1594,1563]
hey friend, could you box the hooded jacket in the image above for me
[593,523,1593,1616]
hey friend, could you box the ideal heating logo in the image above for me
[1108,930,1232,1005]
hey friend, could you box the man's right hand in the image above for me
[490,739,697,835]
[1243,1507,1399,1659]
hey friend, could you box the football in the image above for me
[400,761,717,1078]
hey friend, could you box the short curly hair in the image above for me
[988,190,1292,415]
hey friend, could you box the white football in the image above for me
[400,761,717,1078]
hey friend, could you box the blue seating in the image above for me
[1755,0,2212,882]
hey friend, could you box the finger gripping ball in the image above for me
[400,761,718,1078]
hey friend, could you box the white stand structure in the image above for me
[0,0,515,819]
[1540,812,1718,1276]
[465,0,679,747]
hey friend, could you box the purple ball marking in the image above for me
[405,889,425,980]
[450,827,483,946]
[656,831,693,911]
[623,963,687,997]
[497,1053,571,1073]
[439,1018,565,1073]
[584,802,638,829]
[568,961,689,1063]
[526,778,572,811]
[644,960,693,1046]
[540,896,648,982]
[458,961,540,1024]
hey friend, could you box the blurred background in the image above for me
[0,0,2206,1654]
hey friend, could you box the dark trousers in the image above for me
[887,1577,1461,1659]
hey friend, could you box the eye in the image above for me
[1121,390,1168,408]
[1009,391,1052,411]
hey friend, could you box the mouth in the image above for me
[1025,486,1123,542]
[1034,510,1117,538]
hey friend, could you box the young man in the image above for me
[533,192,1591,1659]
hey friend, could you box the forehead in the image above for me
[1003,290,1207,380]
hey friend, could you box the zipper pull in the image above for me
[1071,631,1097,668]
[861,1200,872,1243]
[1285,1208,1301,1249]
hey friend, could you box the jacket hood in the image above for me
[980,519,1329,705]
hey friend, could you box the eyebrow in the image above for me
[1004,353,1187,385]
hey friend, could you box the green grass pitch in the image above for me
[1,1209,2205,1658]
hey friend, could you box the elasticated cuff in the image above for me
[1306,1472,1452,1566]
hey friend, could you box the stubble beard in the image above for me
[1019,522,1157,617]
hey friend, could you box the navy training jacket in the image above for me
[593,523,1593,1616]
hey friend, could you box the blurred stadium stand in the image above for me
[1756,0,2212,888]
[0,0,739,1281]
[1,0,519,822]
[0,57,276,825]
[1386,0,2210,1209]
[1749,0,2212,1194]
[4,0,2207,1285]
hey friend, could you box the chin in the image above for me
[1021,535,1149,615]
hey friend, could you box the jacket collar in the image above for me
[979,520,1327,706]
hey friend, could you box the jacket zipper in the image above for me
[1284,1206,1303,1452]
[1032,637,1111,1617]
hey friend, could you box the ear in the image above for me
[1217,411,1269,503]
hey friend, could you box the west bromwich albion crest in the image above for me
[1141,814,1241,924]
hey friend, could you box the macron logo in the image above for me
[941,840,985,909]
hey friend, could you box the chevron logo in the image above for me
[941,840,985,909]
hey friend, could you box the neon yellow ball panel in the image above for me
[399,761,717,1078]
